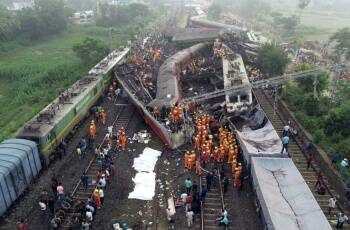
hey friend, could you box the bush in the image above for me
[73,37,110,65]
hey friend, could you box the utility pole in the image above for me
[330,71,338,103]
[313,75,318,98]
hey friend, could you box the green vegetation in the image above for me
[0,25,127,141]
[282,64,350,179]
[257,44,290,77]
[271,13,300,37]
[0,1,160,142]
[0,0,67,41]
[97,3,152,30]
[330,28,350,61]
[73,37,110,66]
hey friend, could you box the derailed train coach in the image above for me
[251,157,332,230]
[0,139,42,216]
[234,113,331,229]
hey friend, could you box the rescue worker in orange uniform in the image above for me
[195,159,202,175]
[184,151,190,169]
[117,127,127,151]
[188,151,196,170]
[194,135,200,151]
[228,148,235,164]
[92,189,101,209]
[100,109,107,126]
[89,120,97,140]
[218,146,225,163]
[234,163,243,188]
[120,135,127,151]
[213,146,219,162]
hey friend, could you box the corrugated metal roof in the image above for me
[0,139,37,176]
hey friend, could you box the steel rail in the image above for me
[71,106,126,196]
[61,105,135,229]
[218,169,228,230]
[199,174,204,230]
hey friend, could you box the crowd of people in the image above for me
[167,113,246,228]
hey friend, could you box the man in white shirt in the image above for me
[328,197,336,216]
[98,175,106,189]
[39,200,47,224]
[86,204,95,215]
[337,212,348,229]
[180,192,188,206]
[166,208,175,223]
[108,126,113,137]
[283,124,290,137]
[341,158,348,168]
[186,209,194,227]
[86,210,93,222]
[82,220,91,230]
[99,188,104,205]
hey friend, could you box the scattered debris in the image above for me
[132,130,152,144]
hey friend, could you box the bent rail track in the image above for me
[59,104,135,229]
[254,89,346,229]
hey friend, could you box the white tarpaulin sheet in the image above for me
[128,147,161,200]
[251,157,331,230]
[237,121,282,163]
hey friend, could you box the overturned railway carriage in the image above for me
[149,43,208,108]
[117,43,209,148]
[189,15,245,32]
[222,45,252,113]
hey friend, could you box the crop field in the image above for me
[0,25,131,141]
[277,8,350,40]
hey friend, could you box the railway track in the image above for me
[254,89,346,229]
[196,168,230,230]
[59,104,135,229]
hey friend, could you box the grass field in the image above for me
[0,25,131,141]
[275,8,350,40]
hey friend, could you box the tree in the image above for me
[294,63,329,95]
[34,0,67,35]
[207,3,222,20]
[298,0,311,9]
[96,3,152,27]
[330,28,350,61]
[272,14,300,36]
[17,0,67,40]
[257,44,290,77]
[73,37,109,66]
[0,5,19,41]
[325,101,350,137]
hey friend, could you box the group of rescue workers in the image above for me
[184,114,243,189]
